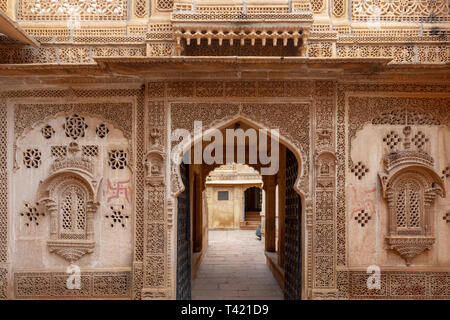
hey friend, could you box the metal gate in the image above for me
[284,148,302,299]
[176,162,191,300]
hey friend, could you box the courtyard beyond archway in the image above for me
[192,230,283,300]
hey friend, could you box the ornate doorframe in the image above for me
[140,79,342,300]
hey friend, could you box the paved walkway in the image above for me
[192,230,284,300]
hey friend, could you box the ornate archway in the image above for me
[170,112,309,300]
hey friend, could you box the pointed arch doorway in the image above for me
[174,118,304,300]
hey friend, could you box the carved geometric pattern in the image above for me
[332,0,345,17]
[108,150,127,169]
[14,102,133,143]
[351,161,369,180]
[311,0,325,13]
[371,106,443,126]
[147,42,175,56]
[352,0,449,22]
[95,123,109,138]
[134,0,147,18]
[60,185,87,237]
[82,145,99,157]
[0,102,6,264]
[383,131,402,150]
[395,179,422,229]
[41,125,55,139]
[411,131,429,149]
[63,114,88,140]
[443,166,450,179]
[336,86,346,267]
[23,149,41,168]
[51,146,67,159]
[338,271,450,299]
[18,0,128,21]
[315,191,334,221]
[14,272,131,298]
[105,205,129,228]
[0,267,6,299]
[157,0,173,10]
[443,212,450,224]
[354,209,371,227]
[20,203,44,227]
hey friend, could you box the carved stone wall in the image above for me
[0,87,144,299]
[0,0,448,64]
[336,82,450,299]
[0,80,448,300]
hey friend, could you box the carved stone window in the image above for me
[379,142,445,265]
[95,123,109,138]
[157,0,173,10]
[37,174,99,263]
[392,176,425,235]
[108,150,127,169]
[23,148,41,168]
[63,114,88,140]
[59,185,87,240]
[51,146,67,160]
[82,145,99,157]
[41,125,55,139]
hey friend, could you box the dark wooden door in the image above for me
[284,148,302,299]
[176,162,191,300]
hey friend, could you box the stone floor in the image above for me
[192,229,284,300]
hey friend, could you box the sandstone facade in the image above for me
[0,0,448,300]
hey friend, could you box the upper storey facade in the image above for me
[0,0,448,64]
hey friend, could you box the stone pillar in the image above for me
[233,187,243,228]
[86,203,97,241]
[263,175,277,252]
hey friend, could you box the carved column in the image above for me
[312,80,338,298]
[42,200,58,240]
[86,203,97,240]
[141,93,169,299]
[263,175,277,253]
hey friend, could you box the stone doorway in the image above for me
[174,118,304,300]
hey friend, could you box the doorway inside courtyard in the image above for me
[175,119,303,300]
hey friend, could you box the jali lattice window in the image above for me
[394,178,423,235]
[108,150,128,169]
[64,114,88,140]
[23,149,42,168]
[59,185,87,240]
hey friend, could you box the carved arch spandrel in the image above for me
[346,95,450,168]
[169,107,310,200]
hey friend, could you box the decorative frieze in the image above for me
[14,271,131,298]
[338,271,450,299]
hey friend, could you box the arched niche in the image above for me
[36,171,99,263]
[379,152,445,266]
